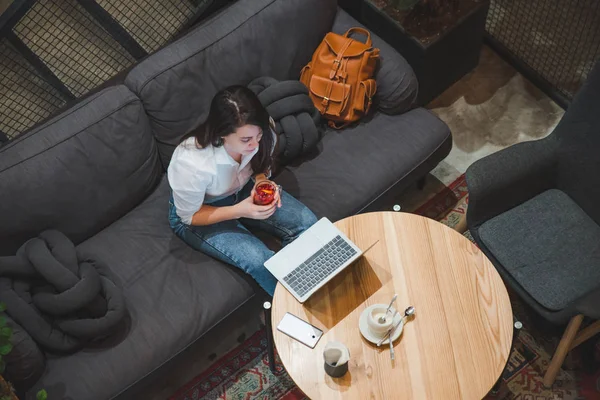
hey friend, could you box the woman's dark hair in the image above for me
[181,85,275,174]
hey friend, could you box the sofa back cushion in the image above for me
[124,0,337,166]
[0,85,162,256]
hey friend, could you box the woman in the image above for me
[167,85,318,296]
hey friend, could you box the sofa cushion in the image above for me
[124,0,338,166]
[0,85,162,256]
[28,177,257,400]
[479,189,600,311]
[332,9,418,115]
[275,108,451,221]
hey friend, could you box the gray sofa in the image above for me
[0,0,451,398]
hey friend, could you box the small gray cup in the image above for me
[323,341,350,378]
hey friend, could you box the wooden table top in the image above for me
[272,212,513,399]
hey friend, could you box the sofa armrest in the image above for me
[332,8,418,115]
[466,137,559,229]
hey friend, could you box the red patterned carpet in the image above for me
[169,330,303,400]
[170,174,600,400]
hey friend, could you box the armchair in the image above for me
[466,60,600,387]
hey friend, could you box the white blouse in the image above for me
[168,130,276,225]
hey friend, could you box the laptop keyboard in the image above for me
[283,235,357,297]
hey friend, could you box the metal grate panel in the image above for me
[0,38,66,139]
[13,0,135,96]
[97,0,197,53]
[486,0,600,102]
[1,0,222,141]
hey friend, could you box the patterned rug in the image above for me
[170,174,600,400]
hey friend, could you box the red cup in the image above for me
[254,182,276,205]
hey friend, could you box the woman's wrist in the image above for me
[228,203,243,219]
[254,173,268,183]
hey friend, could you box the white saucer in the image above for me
[359,304,405,345]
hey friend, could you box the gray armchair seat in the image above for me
[466,60,600,387]
[479,189,600,314]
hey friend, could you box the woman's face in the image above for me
[223,124,263,156]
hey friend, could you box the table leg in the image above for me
[264,301,277,373]
[491,321,523,395]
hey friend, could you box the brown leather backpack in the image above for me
[300,28,380,129]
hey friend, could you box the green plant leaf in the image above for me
[0,343,12,356]
[0,316,6,328]
[36,389,48,400]
[0,396,11,400]
[0,328,11,339]
[0,303,6,312]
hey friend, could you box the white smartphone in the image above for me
[277,312,323,348]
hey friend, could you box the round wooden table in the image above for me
[272,212,513,399]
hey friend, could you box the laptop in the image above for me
[264,217,376,303]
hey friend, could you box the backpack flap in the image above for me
[309,75,350,117]
[323,32,371,58]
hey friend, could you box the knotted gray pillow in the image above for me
[248,77,323,164]
[0,230,127,353]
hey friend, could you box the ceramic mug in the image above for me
[366,305,394,336]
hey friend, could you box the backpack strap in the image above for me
[343,27,372,47]
[361,79,377,112]
[322,80,334,110]
[328,119,352,129]
[330,37,354,80]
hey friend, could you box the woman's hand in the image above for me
[272,184,282,208]
[234,194,277,220]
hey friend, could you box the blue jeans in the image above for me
[168,181,318,296]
